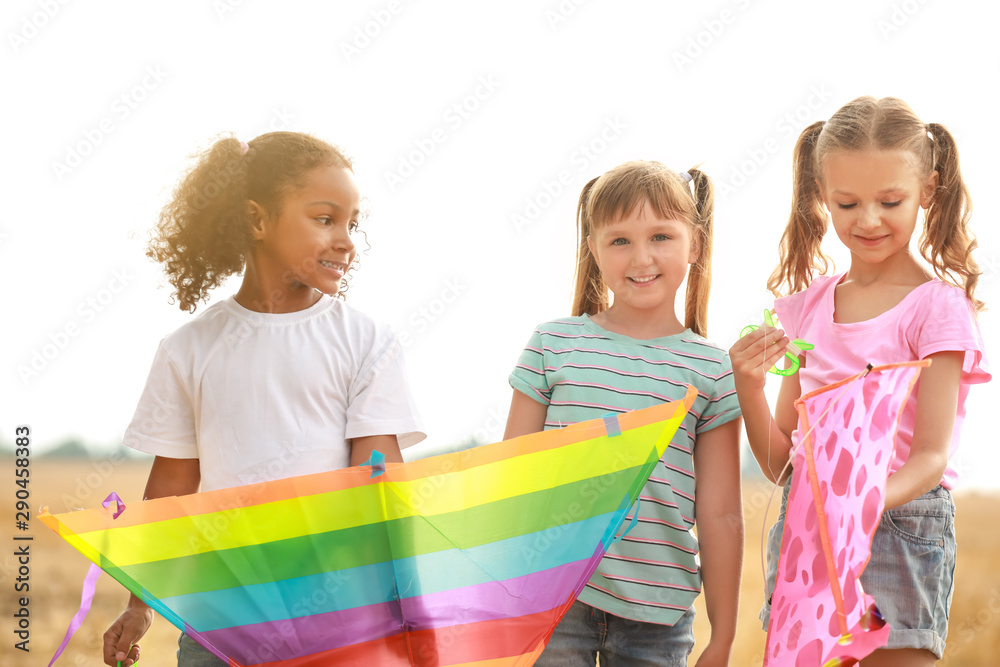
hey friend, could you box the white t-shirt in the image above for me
[123,295,425,492]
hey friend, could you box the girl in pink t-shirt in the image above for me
[730,96,989,665]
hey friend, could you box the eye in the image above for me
[348,220,360,233]
[610,238,629,246]
[837,203,857,210]
[316,216,333,226]
[882,201,902,208]
[652,233,672,242]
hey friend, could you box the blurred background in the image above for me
[3,0,998,664]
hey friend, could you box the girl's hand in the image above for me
[103,599,152,666]
[728,325,790,393]
[694,638,731,666]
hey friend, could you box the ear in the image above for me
[920,170,939,209]
[586,234,596,260]
[816,178,831,211]
[687,229,702,265]
[247,200,268,240]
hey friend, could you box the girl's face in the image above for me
[253,165,360,298]
[587,200,698,315]
[818,150,937,270]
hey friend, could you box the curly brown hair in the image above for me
[148,131,354,312]
[769,96,983,311]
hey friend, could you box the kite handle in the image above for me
[740,310,814,376]
[612,497,641,543]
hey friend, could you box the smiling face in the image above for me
[587,200,697,321]
[818,150,937,271]
[251,164,361,307]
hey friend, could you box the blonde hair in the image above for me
[769,96,983,310]
[148,131,353,312]
[571,161,715,336]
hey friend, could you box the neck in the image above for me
[235,254,323,314]
[592,302,686,340]
[845,247,928,288]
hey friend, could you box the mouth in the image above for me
[627,275,659,285]
[319,259,347,276]
[856,234,889,247]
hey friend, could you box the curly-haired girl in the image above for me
[102,131,425,667]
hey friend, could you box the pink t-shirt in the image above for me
[774,274,990,489]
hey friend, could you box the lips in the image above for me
[856,234,889,247]
[319,259,347,276]
[628,275,659,285]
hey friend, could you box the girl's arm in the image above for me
[729,326,800,483]
[350,434,404,466]
[883,351,963,510]
[103,456,201,667]
[692,418,743,667]
[503,389,548,439]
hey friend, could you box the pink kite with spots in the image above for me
[764,360,929,667]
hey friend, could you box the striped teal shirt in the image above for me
[509,315,740,625]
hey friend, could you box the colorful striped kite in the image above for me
[764,361,928,666]
[41,386,696,666]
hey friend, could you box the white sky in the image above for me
[3,0,999,488]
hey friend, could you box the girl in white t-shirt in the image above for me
[102,132,425,667]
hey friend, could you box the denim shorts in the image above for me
[177,633,227,667]
[760,483,956,658]
[535,599,695,667]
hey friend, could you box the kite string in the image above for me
[758,365,871,594]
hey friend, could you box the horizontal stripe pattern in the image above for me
[40,393,695,666]
[509,316,740,625]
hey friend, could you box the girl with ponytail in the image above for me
[731,97,990,665]
[102,132,425,667]
[506,161,743,666]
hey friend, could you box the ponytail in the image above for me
[684,168,713,337]
[921,123,983,311]
[571,177,607,316]
[148,136,253,312]
[768,121,831,297]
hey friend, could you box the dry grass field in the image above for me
[2,458,998,666]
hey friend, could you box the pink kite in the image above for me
[765,360,929,666]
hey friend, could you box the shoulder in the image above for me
[158,298,238,353]
[776,273,838,312]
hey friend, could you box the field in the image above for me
[2,458,998,666]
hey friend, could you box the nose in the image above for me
[332,224,356,253]
[631,242,653,266]
[856,203,880,230]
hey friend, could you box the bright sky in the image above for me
[4,0,999,488]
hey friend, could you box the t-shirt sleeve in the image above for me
[696,355,742,433]
[122,339,199,459]
[773,287,810,341]
[508,328,551,406]
[345,327,426,449]
[912,285,991,384]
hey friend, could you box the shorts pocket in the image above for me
[881,488,953,548]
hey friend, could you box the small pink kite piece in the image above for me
[765,361,929,667]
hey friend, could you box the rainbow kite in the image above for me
[764,361,928,666]
[41,386,696,666]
